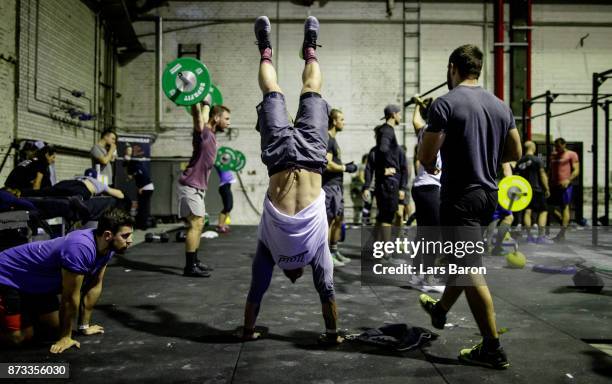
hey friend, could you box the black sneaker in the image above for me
[459,342,510,369]
[303,16,319,47]
[418,294,446,330]
[195,260,214,272]
[300,16,320,58]
[254,16,272,51]
[183,264,211,277]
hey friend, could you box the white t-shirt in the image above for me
[258,192,327,270]
[413,127,442,188]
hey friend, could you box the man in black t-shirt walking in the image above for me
[516,141,551,244]
[418,44,522,369]
[323,109,357,267]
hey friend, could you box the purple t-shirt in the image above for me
[0,229,113,294]
[179,128,217,190]
[215,167,236,186]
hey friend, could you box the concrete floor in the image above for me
[1,226,611,383]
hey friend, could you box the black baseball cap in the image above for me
[381,104,401,120]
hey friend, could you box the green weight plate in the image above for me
[162,57,211,106]
[184,83,224,115]
[234,150,246,171]
[215,146,238,172]
[210,84,223,106]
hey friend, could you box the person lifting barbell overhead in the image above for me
[241,15,342,346]
[164,62,232,277]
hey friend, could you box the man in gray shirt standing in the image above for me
[91,129,117,186]
[418,44,521,369]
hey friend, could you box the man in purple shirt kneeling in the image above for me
[0,208,134,354]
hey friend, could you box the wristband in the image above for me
[78,324,90,331]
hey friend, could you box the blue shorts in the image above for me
[549,185,573,207]
[492,205,512,221]
[256,92,330,176]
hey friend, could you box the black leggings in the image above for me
[218,183,233,214]
[412,185,440,226]
[411,185,441,270]
[136,190,153,228]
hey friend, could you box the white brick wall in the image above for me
[531,26,612,193]
[0,0,16,182]
[15,0,97,182]
[118,2,411,224]
[1,0,607,221]
[112,1,611,223]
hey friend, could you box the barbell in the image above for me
[162,58,212,106]
[145,232,170,243]
[403,81,446,107]
[498,175,533,212]
[162,57,227,117]
[184,83,224,115]
[164,58,246,172]
[215,146,246,172]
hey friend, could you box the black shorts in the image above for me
[375,180,399,224]
[440,188,497,268]
[527,191,547,212]
[0,284,59,331]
